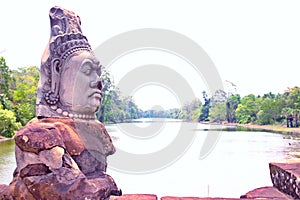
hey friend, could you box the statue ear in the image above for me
[51,59,61,96]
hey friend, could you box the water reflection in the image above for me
[107,121,300,198]
[0,139,15,184]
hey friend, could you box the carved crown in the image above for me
[49,33,92,62]
[47,6,93,64]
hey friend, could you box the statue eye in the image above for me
[84,69,91,75]
[81,64,92,75]
[96,68,102,76]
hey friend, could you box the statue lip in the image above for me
[89,90,102,100]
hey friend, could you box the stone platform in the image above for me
[108,161,298,200]
[1,162,298,199]
[109,190,291,200]
[108,185,292,200]
[240,186,293,199]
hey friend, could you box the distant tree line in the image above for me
[140,87,300,128]
[140,99,202,121]
[206,88,300,127]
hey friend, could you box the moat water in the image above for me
[0,119,299,198]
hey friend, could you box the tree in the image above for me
[285,87,300,127]
[0,57,12,99]
[12,66,39,125]
[198,91,210,121]
[256,96,284,125]
[181,99,202,121]
[97,69,140,123]
[209,90,227,123]
[226,94,240,123]
[235,94,260,124]
[209,102,227,123]
[0,104,21,137]
[97,69,115,122]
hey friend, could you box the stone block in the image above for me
[240,186,293,199]
[161,197,239,200]
[270,162,300,198]
[110,194,158,200]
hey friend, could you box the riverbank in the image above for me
[0,136,12,143]
[228,123,300,135]
[201,121,300,135]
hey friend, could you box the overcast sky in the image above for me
[1,1,300,109]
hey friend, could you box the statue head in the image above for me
[36,6,102,119]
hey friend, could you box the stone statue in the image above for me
[0,6,121,200]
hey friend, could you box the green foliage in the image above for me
[209,102,227,123]
[205,88,300,126]
[182,99,202,121]
[282,87,300,127]
[0,93,12,110]
[140,99,202,121]
[226,94,240,123]
[198,91,210,121]
[235,94,260,124]
[0,57,12,99]
[286,87,300,110]
[256,97,284,125]
[0,105,21,137]
[0,58,39,137]
[12,66,39,125]
[14,102,35,126]
[97,69,140,123]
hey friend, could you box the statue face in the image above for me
[59,51,102,114]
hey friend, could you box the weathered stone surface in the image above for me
[15,122,65,154]
[19,163,50,178]
[69,118,116,156]
[161,197,203,200]
[15,145,40,171]
[10,177,36,200]
[11,118,120,199]
[39,146,64,169]
[54,122,85,156]
[73,149,106,174]
[0,184,13,200]
[110,194,158,200]
[240,186,293,199]
[161,197,239,200]
[0,184,8,194]
[38,118,115,156]
[62,153,80,170]
[109,196,240,200]
[10,167,119,200]
[270,162,300,199]
[23,168,86,199]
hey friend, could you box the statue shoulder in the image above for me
[14,119,65,154]
[15,118,85,156]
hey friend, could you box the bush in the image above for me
[0,105,21,137]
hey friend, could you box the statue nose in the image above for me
[97,81,103,90]
[90,79,102,90]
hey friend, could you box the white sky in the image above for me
[1,1,300,110]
